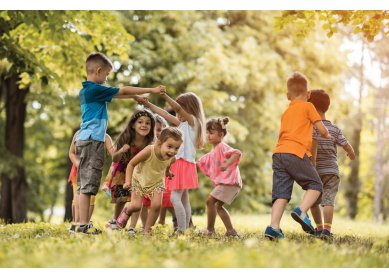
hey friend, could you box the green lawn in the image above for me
[1,214,389,267]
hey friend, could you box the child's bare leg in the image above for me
[270,198,288,229]
[144,192,163,234]
[140,207,148,228]
[114,202,125,219]
[310,204,323,229]
[88,205,95,222]
[74,194,80,224]
[79,193,91,225]
[215,201,235,233]
[158,207,167,225]
[300,189,321,212]
[206,195,218,232]
[129,211,140,229]
[123,193,143,218]
[323,205,334,231]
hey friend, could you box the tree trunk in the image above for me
[344,41,365,220]
[0,73,28,223]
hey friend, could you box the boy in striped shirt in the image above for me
[309,89,355,238]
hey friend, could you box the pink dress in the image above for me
[197,142,242,188]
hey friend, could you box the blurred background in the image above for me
[0,10,388,224]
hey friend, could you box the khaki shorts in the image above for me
[315,174,340,207]
[210,185,240,205]
[75,140,104,196]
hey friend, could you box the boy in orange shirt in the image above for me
[264,72,331,240]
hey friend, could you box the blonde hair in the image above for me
[176,92,205,149]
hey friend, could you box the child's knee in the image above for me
[206,196,216,207]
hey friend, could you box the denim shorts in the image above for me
[75,140,104,196]
[272,153,323,204]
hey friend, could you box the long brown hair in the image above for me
[115,109,155,162]
[176,92,205,149]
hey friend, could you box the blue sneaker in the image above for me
[264,226,285,240]
[291,207,315,234]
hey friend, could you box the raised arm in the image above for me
[104,134,115,156]
[343,143,356,160]
[140,98,180,126]
[123,146,152,189]
[220,152,241,171]
[68,131,79,167]
[114,85,166,98]
[161,93,195,126]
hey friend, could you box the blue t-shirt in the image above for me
[76,81,119,142]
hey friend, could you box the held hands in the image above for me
[135,96,149,105]
[166,170,175,180]
[123,181,131,190]
[150,85,166,95]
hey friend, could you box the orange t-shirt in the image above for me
[273,99,321,159]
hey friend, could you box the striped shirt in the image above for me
[312,120,348,176]
[76,81,119,142]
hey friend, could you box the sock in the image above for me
[316,224,324,231]
[324,223,332,232]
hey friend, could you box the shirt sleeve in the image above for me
[306,102,322,124]
[197,154,210,176]
[336,127,349,146]
[91,84,120,102]
[222,143,242,166]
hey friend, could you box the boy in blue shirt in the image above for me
[75,52,164,234]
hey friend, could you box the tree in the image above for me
[0,11,133,223]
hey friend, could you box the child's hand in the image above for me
[166,171,175,180]
[123,182,131,190]
[134,95,149,105]
[120,144,130,153]
[151,85,166,94]
[220,162,228,171]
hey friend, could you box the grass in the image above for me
[0,214,389,268]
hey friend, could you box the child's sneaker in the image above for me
[128,227,136,236]
[320,229,333,239]
[106,219,118,230]
[68,224,77,234]
[264,226,285,240]
[76,224,102,235]
[313,228,323,237]
[291,207,315,234]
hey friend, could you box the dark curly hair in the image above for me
[206,117,229,136]
[309,89,330,113]
[115,109,155,162]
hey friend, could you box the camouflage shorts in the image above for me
[75,140,104,196]
[315,174,340,207]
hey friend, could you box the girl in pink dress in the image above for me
[197,117,242,237]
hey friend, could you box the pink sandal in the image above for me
[116,207,130,229]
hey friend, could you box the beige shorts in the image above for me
[316,174,340,207]
[210,185,240,205]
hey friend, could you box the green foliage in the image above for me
[0,215,389,267]
[276,11,389,42]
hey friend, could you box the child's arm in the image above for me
[123,146,152,189]
[343,143,356,160]
[138,97,180,126]
[161,93,195,127]
[104,134,115,156]
[220,152,241,171]
[112,144,131,162]
[311,139,318,167]
[68,131,79,167]
[114,85,166,98]
[165,157,176,179]
[313,121,331,139]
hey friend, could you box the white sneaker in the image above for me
[128,227,136,235]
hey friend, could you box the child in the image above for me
[264,72,331,240]
[308,89,355,238]
[197,117,242,237]
[68,130,114,233]
[74,52,165,234]
[104,109,155,233]
[139,115,178,230]
[117,127,183,235]
[140,92,205,233]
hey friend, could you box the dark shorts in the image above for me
[75,140,104,196]
[315,174,340,207]
[272,153,323,204]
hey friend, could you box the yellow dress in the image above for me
[132,145,172,197]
